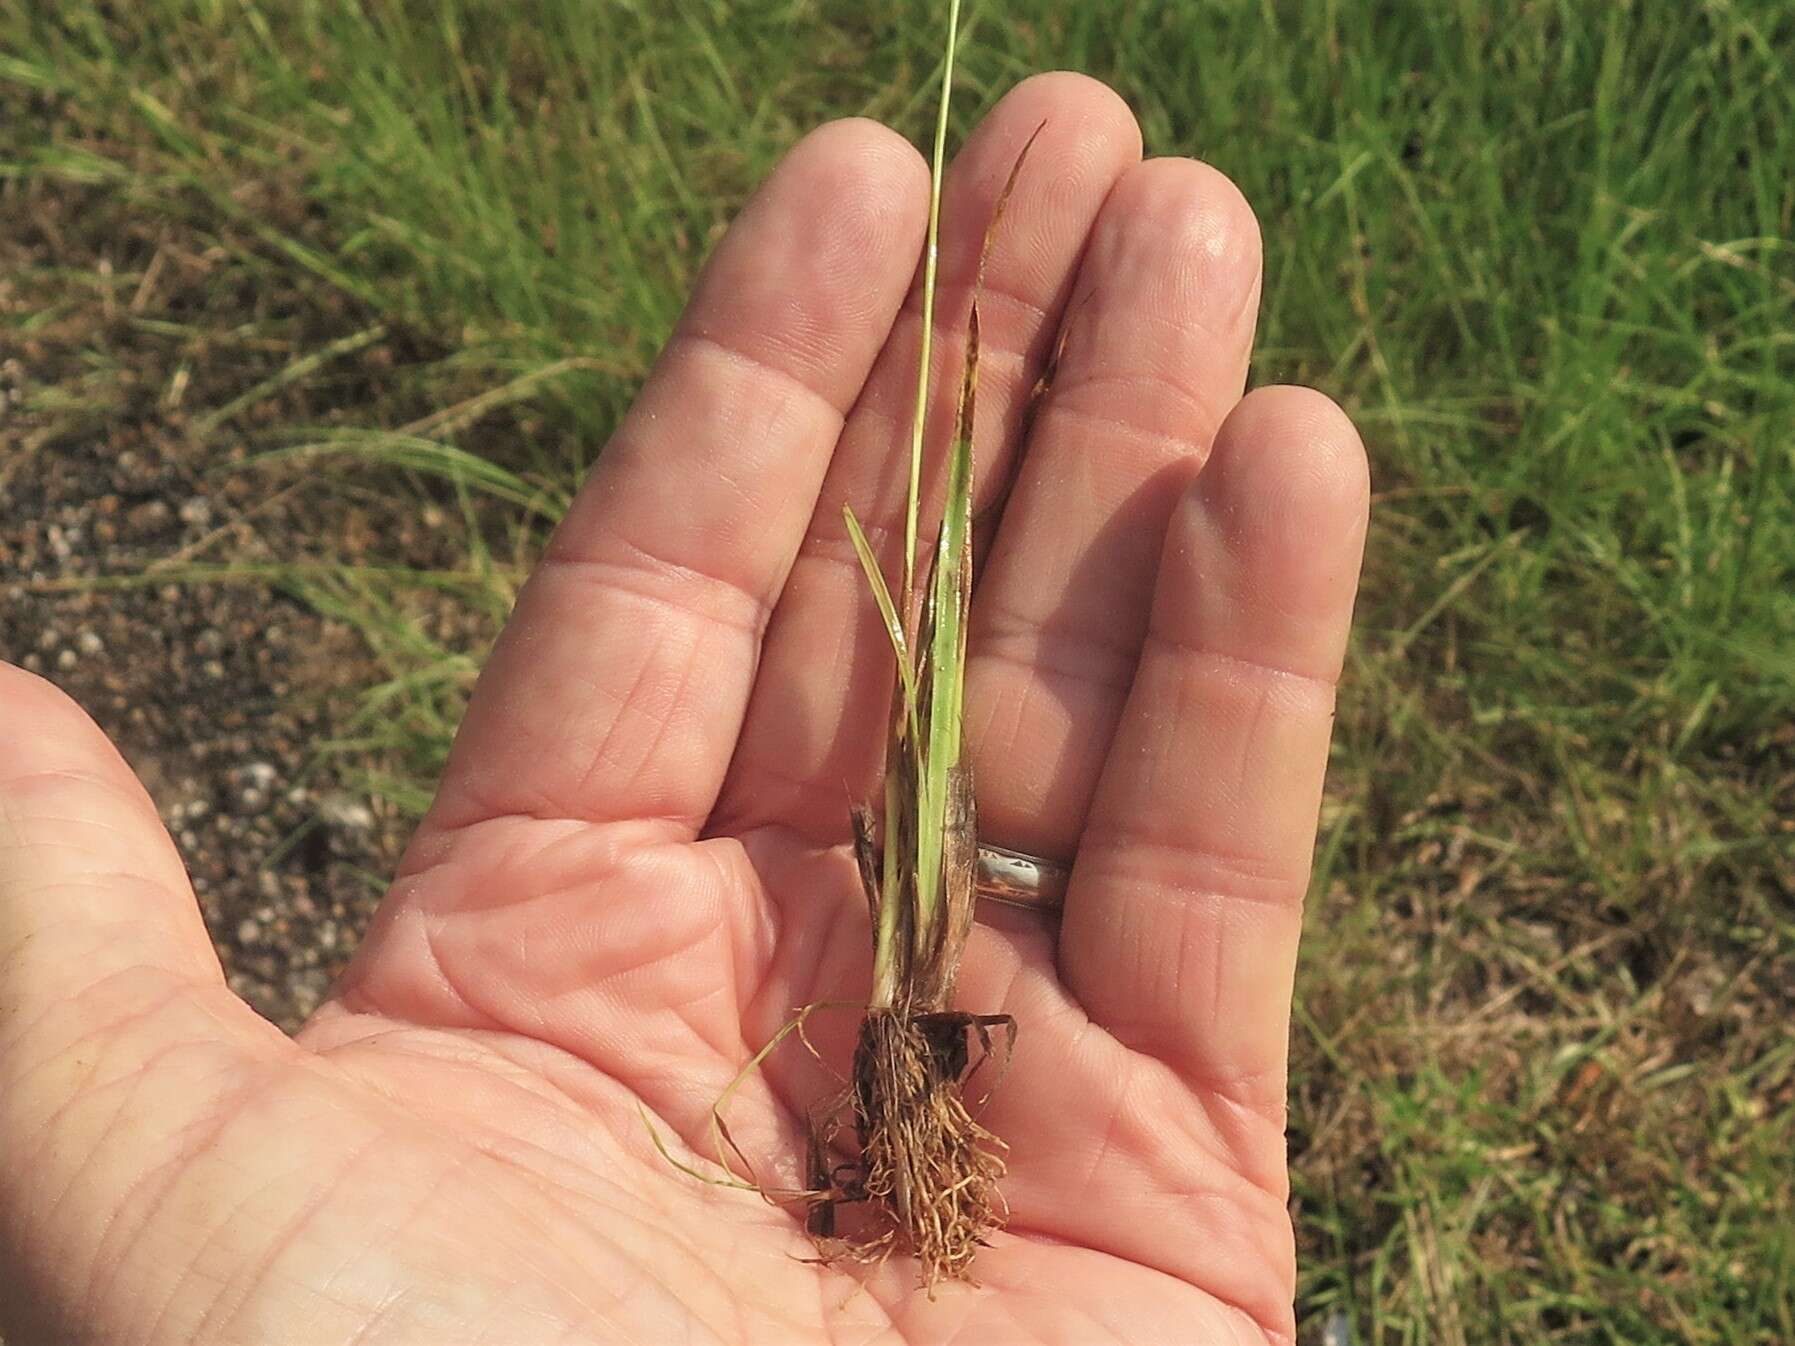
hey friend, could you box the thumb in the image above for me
[0,663,280,1324]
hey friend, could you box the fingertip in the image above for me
[996,70,1145,168]
[1035,155,1264,463]
[1091,155,1263,337]
[1220,384,1368,483]
[682,117,931,389]
[1161,385,1369,681]
[935,72,1143,295]
[1198,384,1370,554]
[784,116,932,258]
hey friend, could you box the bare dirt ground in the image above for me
[1,172,484,1031]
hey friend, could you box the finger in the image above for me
[966,157,1262,861]
[0,665,279,1316]
[1061,388,1368,1107]
[423,119,929,840]
[713,74,1143,836]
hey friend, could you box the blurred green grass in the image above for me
[4,1,1792,1340]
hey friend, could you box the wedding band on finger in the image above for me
[974,843,1070,916]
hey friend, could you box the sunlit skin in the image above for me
[0,76,1367,1345]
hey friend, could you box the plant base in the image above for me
[807,1005,1012,1288]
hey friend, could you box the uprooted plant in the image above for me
[651,0,1041,1288]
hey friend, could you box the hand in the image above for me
[0,75,1366,1345]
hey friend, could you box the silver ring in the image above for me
[974,843,1069,915]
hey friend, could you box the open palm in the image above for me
[0,76,1367,1346]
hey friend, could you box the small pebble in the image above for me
[235,762,279,791]
[319,796,376,833]
[237,918,261,946]
[76,630,104,656]
[231,762,279,814]
[178,497,214,528]
[56,648,78,671]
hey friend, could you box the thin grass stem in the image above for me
[900,0,962,610]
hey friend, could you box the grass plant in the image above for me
[821,2,1032,1280]
[656,2,1030,1285]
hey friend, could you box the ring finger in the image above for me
[966,156,1264,863]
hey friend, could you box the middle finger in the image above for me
[714,74,1142,837]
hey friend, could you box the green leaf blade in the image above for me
[842,504,918,721]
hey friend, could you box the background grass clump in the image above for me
[4,1,1792,1339]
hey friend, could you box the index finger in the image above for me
[421,120,929,841]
